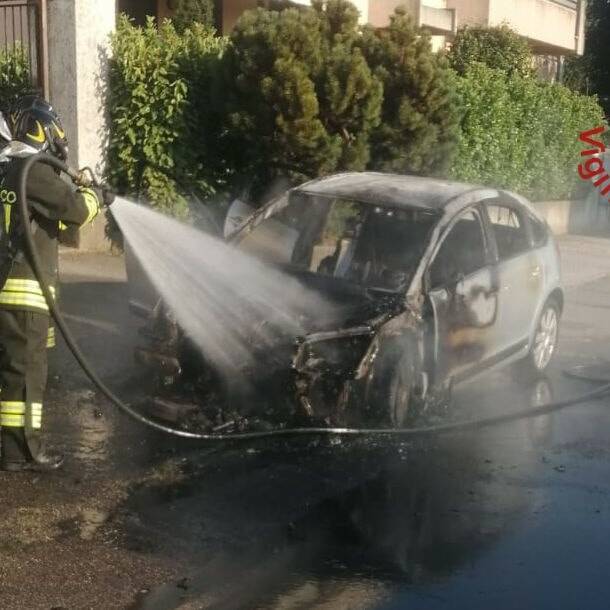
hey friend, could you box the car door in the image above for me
[426,207,501,383]
[483,201,541,354]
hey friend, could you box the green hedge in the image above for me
[451,63,606,201]
[0,46,32,110]
[106,16,227,217]
[107,16,606,215]
[447,24,534,78]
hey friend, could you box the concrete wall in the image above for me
[369,0,419,27]
[488,0,580,54]
[287,0,368,21]
[445,0,580,55]
[531,200,572,235]
[529,198,603,236]
[446,0,490,25]
[48,1,77,160]
[48,0,115,251]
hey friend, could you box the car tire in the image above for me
[514,297,560,380]
[387,351,418,428]
[370,346,422,428]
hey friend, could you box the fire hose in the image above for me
[16,153,610,441]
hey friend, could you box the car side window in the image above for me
[527,212,549,248]
[429,210,487,288]
[487,204,529,260]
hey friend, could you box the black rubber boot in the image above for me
[1,428,63,472]
[2,453,64,472]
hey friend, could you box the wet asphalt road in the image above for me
[2,250,610,609]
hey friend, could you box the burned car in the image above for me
[130,173,562,430]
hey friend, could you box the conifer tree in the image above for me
[173,0,215,32]
[224,1,383,194]
[224,2,458,196]
[360,8,461,175]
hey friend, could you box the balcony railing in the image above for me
[549,0,578,9]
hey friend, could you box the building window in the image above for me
[118,0,158,26]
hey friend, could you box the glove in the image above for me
[77,187,101,225]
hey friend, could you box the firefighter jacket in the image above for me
[0,157,99,314]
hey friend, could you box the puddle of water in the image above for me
[79,508,110,541]
[119,374,572,610]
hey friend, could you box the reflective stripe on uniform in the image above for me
[0,279,56,313]
[0,401,26,427]
[80,188,100,225]
[30,402,42,429]
[47,326,55,348]
[4,203,10,232]
[2,279,56,295]
[1,188,16,233]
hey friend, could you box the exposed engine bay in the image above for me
[135,272,414,433]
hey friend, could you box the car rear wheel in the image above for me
[515,297,560,379]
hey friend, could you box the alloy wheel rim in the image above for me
[533,307,558,371]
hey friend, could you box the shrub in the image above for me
[106,16,226,216]
[172,0,215,32]
[0,46,32,111]
[448,24,534,78]
[451,63,606,200]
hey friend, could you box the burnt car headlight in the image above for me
[293,330,374,375]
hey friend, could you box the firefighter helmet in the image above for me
[10,95,68,161]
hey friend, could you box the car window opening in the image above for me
[429,211,487,288]
[487,204,529,259]
[236,193,439,292]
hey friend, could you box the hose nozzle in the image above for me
[68,165,115,206]
[70,166,97,188]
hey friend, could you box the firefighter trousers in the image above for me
[0,309,49,462]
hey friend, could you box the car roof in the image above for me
[294,172,481,211]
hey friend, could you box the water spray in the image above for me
[15,153,610,441]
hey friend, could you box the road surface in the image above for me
[1,236,610,609]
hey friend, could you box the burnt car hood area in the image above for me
[137,261,414,431]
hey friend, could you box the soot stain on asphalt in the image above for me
[119,425,536,609]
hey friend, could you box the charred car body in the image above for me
[130,173,563,429]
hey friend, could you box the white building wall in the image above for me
[290,0,368,21]
[48,0,115,250]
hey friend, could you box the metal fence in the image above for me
[0,0,47,97]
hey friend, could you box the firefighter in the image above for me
[0,95,101,472]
